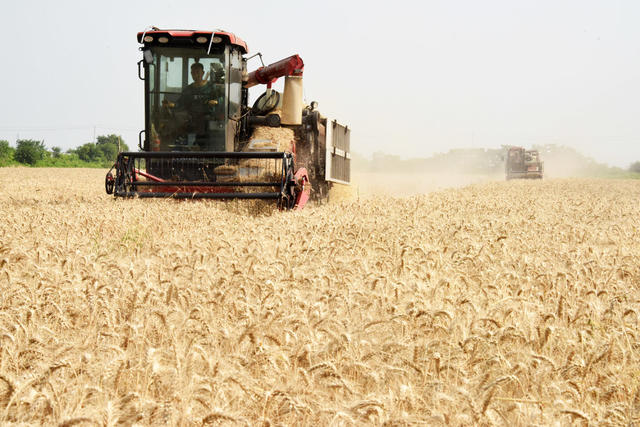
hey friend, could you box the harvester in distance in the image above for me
[505,146,543,180]
[105,28,351,209]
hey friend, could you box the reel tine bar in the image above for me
[110,151,296,205]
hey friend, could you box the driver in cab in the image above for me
[162,62,224,145]
[166,62,221,113]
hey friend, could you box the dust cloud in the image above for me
[327,160,504,202]
[348,171,500,198]
[331,153,502,200]
[541,151,602,178]
[334,145,632,201]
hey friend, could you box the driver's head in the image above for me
[191,63,205,82]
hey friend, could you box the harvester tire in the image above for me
[105,172,115,194]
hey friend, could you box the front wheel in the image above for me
[105,172,115,194]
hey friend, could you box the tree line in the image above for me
[0,135,129,167]
[2,137,639,175]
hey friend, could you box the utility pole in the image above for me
[93,126,96,143]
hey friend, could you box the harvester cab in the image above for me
[106,28,351,209]
[505,146,544,180]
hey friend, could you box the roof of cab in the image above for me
[137,29,248,54]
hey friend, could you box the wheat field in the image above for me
[1,167,639,426]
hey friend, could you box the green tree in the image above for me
[51,146,62,158]
[15,139,47,165]
[73,143,105,162]
[96,134,128,162]
[630,161,640,174]
[0,140,14,164]
[68,135,128,163]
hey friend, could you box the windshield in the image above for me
[147,47,227,151]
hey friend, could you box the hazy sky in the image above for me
[2,0,639,167]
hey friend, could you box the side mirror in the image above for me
[143,50,154,64]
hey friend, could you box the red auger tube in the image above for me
[245,55,304,88]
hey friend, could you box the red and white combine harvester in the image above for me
[106,28,350,209]
[505,146,544,180]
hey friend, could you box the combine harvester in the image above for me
[505,146,544,180]
[105,28,350,209]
